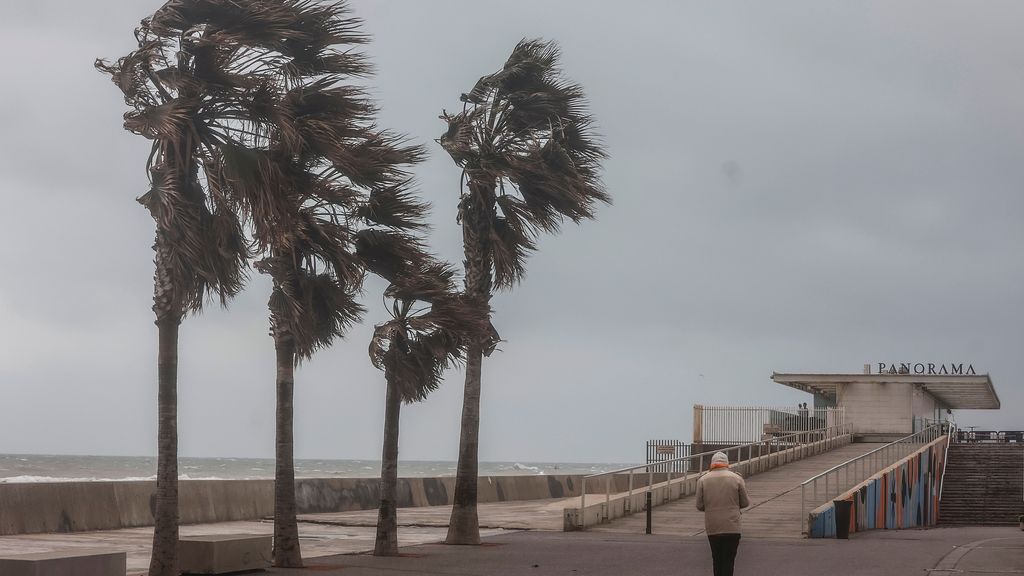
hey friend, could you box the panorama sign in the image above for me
[876,362,977,376]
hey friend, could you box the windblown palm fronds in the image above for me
[440,39,609,289]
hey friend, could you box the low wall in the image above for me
[0,475,582,536]
[807,436,947,538]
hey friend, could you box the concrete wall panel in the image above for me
[838,382,912,434]
[0,474,587,536]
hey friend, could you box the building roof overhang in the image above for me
[770,372,1000,410]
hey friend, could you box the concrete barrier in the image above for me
[0,475,584,536]
[178,534,271,574]
[0,549,126,576]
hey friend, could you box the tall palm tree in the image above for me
[438,39,610,545]
[97,1,377,572]
[233,20,426,562]
[253,197,427,566]
[369,264,486,556]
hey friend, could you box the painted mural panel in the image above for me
[808,439,946,538]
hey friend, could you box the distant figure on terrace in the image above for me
[696,452,750,576]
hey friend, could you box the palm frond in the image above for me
[358,180,430,230]
[385,261,456,303]
[354,229,427,284]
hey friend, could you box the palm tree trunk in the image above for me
[149,242,180,576]
[447,176,494,546]
[273,335,303,567]
[446,343,484,545]
[374,371,402,556]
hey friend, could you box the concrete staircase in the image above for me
[939,443,1024,526]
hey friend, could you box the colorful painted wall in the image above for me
[808,437,946,538]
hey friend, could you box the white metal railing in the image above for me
[938,422,956,502]
[695,405,846,445]
[578,423,851,528]
[799,424,944,534]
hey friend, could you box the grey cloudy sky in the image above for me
[1,1,1022,464]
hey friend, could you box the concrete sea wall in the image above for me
[0,475,584,536]
[808,436,946,538]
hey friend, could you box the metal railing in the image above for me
[645,440,692,473]
[954,429,1024,443]
[579,423,851,528]
[695,405,846,445]
[938,422,956,502]
[799,424,944,534]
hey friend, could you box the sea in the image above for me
[0,454,631,483]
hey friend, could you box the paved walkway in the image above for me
[0,496,586,575]
[272,527,1024,576]
[593,442,886,538]
[0,491,592,575]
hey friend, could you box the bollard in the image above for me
[646,491,653,534]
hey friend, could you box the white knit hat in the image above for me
[711,452,729,467]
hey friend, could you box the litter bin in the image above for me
[833,499,852,539]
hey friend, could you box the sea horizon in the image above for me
[0,452,633,483]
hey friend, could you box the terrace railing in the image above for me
[799,424,945,535]
[694,405,846,446]
[954,429,1024,443]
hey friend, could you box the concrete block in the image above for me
[0,549,126,576]
[178,534,271,574]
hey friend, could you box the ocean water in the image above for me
[0,454,630,483]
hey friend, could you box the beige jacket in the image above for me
[695,468,750,535]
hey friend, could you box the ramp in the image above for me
[592,442,885,538]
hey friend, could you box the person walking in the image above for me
[696,452,750,576]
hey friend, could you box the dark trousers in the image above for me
[707,533,741,576]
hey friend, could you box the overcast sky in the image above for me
[1,1,1022,464]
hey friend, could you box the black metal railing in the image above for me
[645,440,692,473]
[954,429,1024,443]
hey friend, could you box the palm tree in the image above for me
[438,39,610,545]
[254,198,427,566]
[369,264,485,556]
[97,1,377,572]
[235,26,426,563]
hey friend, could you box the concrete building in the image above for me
[771,364,1000,441]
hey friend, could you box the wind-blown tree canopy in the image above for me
[370,262,488,556]
[96,2,394,573]
[439,39,610,545]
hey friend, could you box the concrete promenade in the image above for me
[277,528,1024,576]
[5,522,1021,575]
[0,499,570,575]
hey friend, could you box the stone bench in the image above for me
[179,534,272,574]
[0,549,126,576]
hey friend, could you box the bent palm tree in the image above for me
[254,203,427,566]
[370,264,485,556]
[98,1,384,571]
[439,39,610,545]
[96,1,320,571]
[238,35,425,565]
